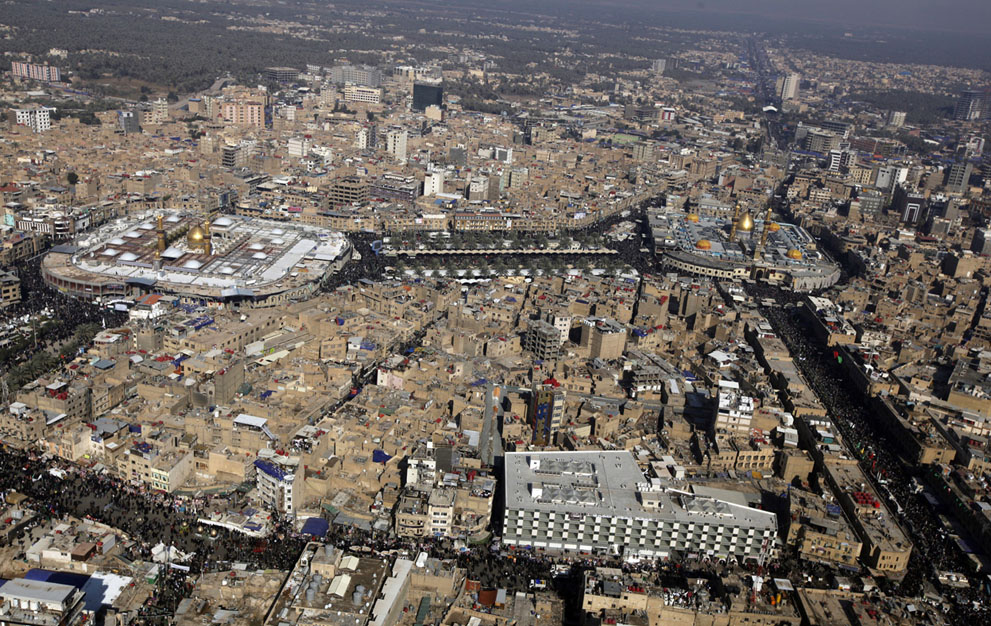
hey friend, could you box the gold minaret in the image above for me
[202,219,212,256]
[754,205,774,260]
[729,203,741,240]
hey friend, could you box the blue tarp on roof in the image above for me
[372,449,392,464]
[301,517,329,537]
[254,459,287,481]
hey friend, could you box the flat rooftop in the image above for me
[504,451,776,529]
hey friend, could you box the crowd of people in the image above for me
[749,283,991,621]
[1,255,127,363]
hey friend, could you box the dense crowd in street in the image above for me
[0,255,127,362]
[748,283,991,621]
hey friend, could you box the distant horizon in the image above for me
[448,0,991,36]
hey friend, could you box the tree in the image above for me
[66,172,79,186]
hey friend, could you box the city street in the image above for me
[747,283,991,621]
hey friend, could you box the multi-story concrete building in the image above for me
[11,61,61,82]
[330,64,381,87]
[778,72,800,101]
[386,129,407,163]
[0,271,21,307]
[220,101,264,128]
[580,317,627,360]
[9,107,54,133]
[502,451,777,561]
[524,320,563,361]
[329,177,369,207]
[344,85,382,104]
[254,450,303,516]
[714,379,755,434]
[264,66,299,83]
[117,442,193,493]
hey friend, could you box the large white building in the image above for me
[502,451,777,562]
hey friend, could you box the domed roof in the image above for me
[767,222,781,232]
[187,225,205,244]
[685,213,700,223]
[786,248,803,260]
[736,212,755,232]
[695,239,712,250]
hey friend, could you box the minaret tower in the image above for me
[156,214,167,257]
[754,205,774,260]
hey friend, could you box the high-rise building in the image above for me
[220,101,264,128]
[972,228,991,255]
[254,454,302,516]
[151,98,169,124]
[329,177,369,206]
[945,162,973,193]
[778,72,800,101]
[423,170,446,196]
[412,82,443,112]
[875,165,908,192]
[580,317,627,360]
[493,146,513,163]
[118,110,141,135]
[386,128,408,162]
[955,89,984,121]
[287,136,311,158]
[800,128,840,154]
[651,58,667,74]
[633,142,654,162]
[893,186,926,224]
[9,107,54,133]
[886,110,906,127]
[508,168,529,190]
[356,126,370,150]
[467,176,489,201]
[221,143,250,169]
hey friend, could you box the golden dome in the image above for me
[736,212,755,232]
[786,248,803,260]
[685,213,700,223]
[695,239,712,250]
[187,225,205,244]
[767,222,781,232]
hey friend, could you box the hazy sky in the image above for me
[634,0,991,33]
